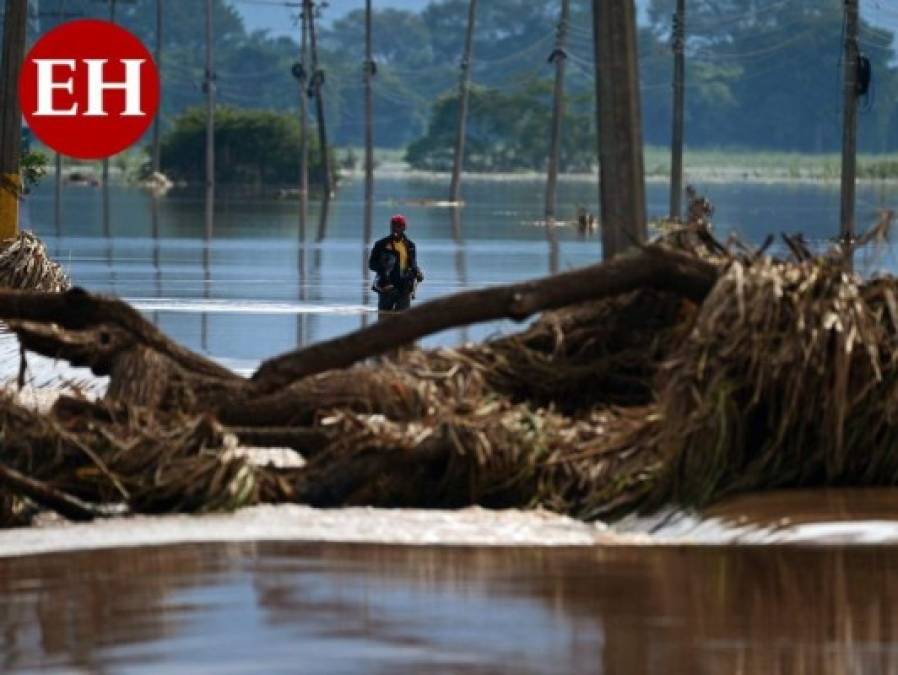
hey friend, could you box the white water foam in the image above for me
[0,505,623,558]
[128,298,374,316]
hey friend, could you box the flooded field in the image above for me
[19,174,898,370]
[4,539,898,674]
[6,176,898,673]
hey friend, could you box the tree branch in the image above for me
[251,245,717,393]
[0,287,237,380]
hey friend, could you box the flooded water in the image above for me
[8,177,898,672]
[21,174,898,370]
[3,540,898,674]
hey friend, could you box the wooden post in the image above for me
[204,0,215,241]
[306,0,332,198]
[545,0,569,223]
[669,0,685,221]
[151,0,163,174]
[363,0,374,243]
[298,3,309,233]
[840,0,859,266]
[449,0,477,205]
[0,0,27,240]
[592,0,647,260]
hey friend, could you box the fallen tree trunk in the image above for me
[0,287,237,381]
[252,245,718,392]
[0,245,717,414]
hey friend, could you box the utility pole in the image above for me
[151,0,162,174]
[592,0,647,260]
[306,0,331,198]
[363,0,374,243]
[545,0,569,223]
[297,2,309,234]
[53,0,66,238]
[0,0,27,240]
[449,0,477,205]
[204,0,215,241]
[669,0,685,221]
[840,0,859,267]
[101,0,117,239]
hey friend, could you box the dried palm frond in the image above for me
[0,231,69,292]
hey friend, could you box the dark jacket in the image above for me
[368,234,419,292]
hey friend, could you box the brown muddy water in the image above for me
[8,180,898,672]
[2,539,898,674]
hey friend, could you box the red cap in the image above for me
[390,214,407,230]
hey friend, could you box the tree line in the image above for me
[17,0,898,175]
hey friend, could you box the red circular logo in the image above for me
[19,19,160,160]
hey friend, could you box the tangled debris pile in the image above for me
[0,231,69,292]
[0,216,896,528]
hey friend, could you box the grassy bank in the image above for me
[644,147,898,181]
[356,145,898,182]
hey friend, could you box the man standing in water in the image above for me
[369,214,423,313]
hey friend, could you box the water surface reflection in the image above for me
[20,176,898,371]
[2,542,898,673]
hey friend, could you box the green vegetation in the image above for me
[20,151,48,190]
[642,148,898,181]
[406,80,594,172]
[29,0,898,172]
[160,108,335,188]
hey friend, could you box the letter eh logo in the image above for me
[19,20,160,160]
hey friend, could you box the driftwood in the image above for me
[0,241,728,525]
[251,245,717,392]
[6,204,898,527]
[0,287,236,381]
[0,245,717,415]
[0,462,107,522]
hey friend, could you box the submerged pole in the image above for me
[592,0,647,260]
[545,0,570,223]
[669,0,685,221]
[298,2,309,233]
[151,0,163,175]
[449,0,477,205]
[204,0,215,241]
[54,0,67,238]
[307,0,332,198]
[0,0,27,240]
[363,0,375,243]
[102,0,117,239]
[840,0,859,268]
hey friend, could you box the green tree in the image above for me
[406,78,594,172]
[160,107,335,189]
[645,0,898,152]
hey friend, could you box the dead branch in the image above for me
[0,461,111,522]
[251,245,718,393]
[0,287,237,381]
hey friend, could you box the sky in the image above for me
[232,0,898,47]
[234,0,425,36]
[233,0,651,37]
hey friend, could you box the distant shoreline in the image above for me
[344,163,898,187]
[349,146,898,186]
